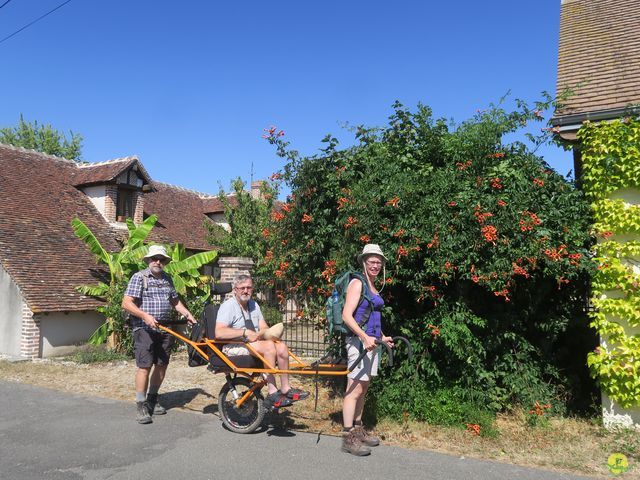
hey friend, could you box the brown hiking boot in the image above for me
[341,430,371,456]
[147,393,166,415]
[353,425,380,447]
[136,401,152,424]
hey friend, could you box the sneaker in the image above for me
[284,387,310,401]
[341,430,371,456]
[353,425,380,447]
[136,401,152,424]
[263,390,294,410]
[147,393,166,415]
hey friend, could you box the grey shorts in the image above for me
[134,328,175,368]
[346,337,379,381]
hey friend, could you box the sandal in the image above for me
[284,387,310,401]
[263,390,294,410]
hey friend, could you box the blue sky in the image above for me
[0,0,571,195]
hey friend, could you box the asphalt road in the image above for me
[0,381,592,480]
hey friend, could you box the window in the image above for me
[116,187,135,221]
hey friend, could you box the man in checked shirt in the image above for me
[122,245,197,424]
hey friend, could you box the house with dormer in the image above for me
[0,143,249,358]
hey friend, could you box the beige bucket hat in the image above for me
[357,244,387,264]
[261,322,284,341]
[144,245,171,261]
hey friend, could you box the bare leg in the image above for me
[148,364,168,392]
[250,341,278,394]
[135,367,151,398]
[343,378,369,428]
[274,342,291,393]
[353,381,369,424]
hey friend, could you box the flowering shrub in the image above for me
[582,118,640,408]
[240,99,595,417]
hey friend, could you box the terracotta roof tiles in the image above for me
[0,144,221,313]
[553,0,640,120]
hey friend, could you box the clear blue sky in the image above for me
[0,0,571,195]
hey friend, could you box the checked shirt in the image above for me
[124,268,179,330]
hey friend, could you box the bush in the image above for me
[66,344,130,364]
[367,379,498,437]
[246,97,596,416]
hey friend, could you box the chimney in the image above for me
[250,180,265,199]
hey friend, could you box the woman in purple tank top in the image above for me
[340,244,395,456]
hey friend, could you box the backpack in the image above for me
[123,272,150,328]
[325,270,375,339]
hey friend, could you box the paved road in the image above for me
[0,381,592,480]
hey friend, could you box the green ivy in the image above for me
[580,118,640,409]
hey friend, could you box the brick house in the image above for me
[0,143,247,358]
[550,0,640,428]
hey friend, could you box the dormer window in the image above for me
[116,187,135,221]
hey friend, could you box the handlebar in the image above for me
[347,336,413,372]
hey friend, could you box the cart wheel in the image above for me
[218,377,266,434]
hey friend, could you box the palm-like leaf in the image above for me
[126,215,157,251]
[71,218,112,275]
[165,250,218,275]
[76,283,109,298]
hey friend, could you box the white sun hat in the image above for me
[357,244,387,264]
[143,245,171,261]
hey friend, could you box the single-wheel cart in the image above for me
[159,283,412,434]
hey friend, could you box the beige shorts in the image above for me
[222,343,251,356]
[346,337,379,381]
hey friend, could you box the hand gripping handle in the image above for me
[348,339,394,372]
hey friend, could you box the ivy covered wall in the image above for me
[582,118,640,427]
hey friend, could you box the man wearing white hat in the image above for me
[122,244,197,424]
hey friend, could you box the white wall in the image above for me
[601,187,640,429]
[81,185,108,221]
[0,263,23,356]
[38,311,105,357]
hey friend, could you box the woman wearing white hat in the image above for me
[341,244,394,456]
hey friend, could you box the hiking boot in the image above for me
[353,425,380,447]
[147,393,166,415]
[136,401,152,424]
[341,430,371,456]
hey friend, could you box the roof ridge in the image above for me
[152,181,221,199]
[0,142,77,164]
[77,156,139,168]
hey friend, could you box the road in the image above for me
[0,381,591,480]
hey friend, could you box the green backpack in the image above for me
[325,270,375,339]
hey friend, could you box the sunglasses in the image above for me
[149,256,168,264]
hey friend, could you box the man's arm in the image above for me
[170,297,196,325]
[122,295,158,329]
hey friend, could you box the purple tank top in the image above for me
[353,291,384,339]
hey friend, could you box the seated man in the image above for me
[215,274,310,409]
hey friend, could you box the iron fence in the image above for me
[256,288,329,358]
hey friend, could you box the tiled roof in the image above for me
[553,0,640,121]
[0,144,219,313]
[143,182,218,251]
[0,144,120,312]
[71,156,152,186]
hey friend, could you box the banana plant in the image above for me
[72,215,218,349]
